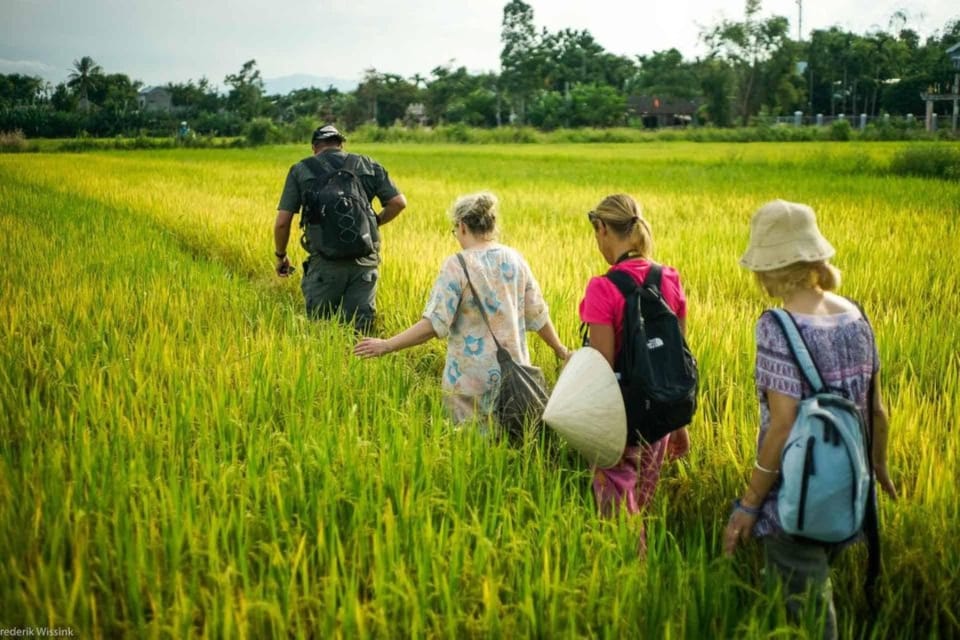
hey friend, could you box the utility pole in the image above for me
[796,0,809,114]
[796,0,803,41]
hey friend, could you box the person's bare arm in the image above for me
[723,389,797,555]
[376,194,407,227]
[587,323,615,368]
[871,370,897,499]
[354,318,436,357]
[274,210,295,275]
[536,320,570,361]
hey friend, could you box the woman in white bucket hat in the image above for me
[724,199,897,640]
[578,193,691,556]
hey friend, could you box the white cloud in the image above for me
[0,0,957,87]
[0,58,58,76]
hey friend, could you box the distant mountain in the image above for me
[263,74,358,95]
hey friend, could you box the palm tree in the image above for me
[409,73,427,89]
[68,56,103,110]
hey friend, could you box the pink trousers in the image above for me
[592,435,670,553]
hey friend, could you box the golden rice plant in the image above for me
[0,140,957,638]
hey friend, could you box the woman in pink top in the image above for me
[578,193,690,553]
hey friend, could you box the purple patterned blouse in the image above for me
[751,309,879,537]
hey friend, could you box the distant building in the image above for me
[138,86,172,113]
[403,103,427,127]
[628,95,700,128]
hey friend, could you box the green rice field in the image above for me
[1,142,958,638]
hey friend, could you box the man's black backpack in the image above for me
[605,266,698,445]
[300,154,380,260]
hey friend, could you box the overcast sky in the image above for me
[2,0,957,90]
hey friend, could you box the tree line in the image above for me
[1,0,958,139]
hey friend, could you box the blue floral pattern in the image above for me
[422,245,551,423]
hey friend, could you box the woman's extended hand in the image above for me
[723,507,758,556]
[354,338,391,358]
[353,319,436,359]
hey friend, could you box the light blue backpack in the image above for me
[770,309,872,543]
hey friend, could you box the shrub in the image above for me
[438,123,472,143]
[484,126,540,143]
[287,116,318,144]
[889,145,960,181]
[242,118,282,146]
[0,129,30,153]
[830,119,853,141]
[58,137,102,152]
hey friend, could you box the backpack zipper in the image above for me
[797,436,817,531]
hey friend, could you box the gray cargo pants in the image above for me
[763,533,840,640]
[301,256,378,333]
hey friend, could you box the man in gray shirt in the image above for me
[274,124,407,333]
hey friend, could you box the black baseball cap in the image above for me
[312,124,345,143]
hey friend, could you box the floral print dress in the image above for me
[423,245,550,424]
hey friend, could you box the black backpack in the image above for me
[604,266,698,445]
[300,154,380,260]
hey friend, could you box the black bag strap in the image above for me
[302,154,336,181]
[605,263,663,298]
[298,157,330,231]
[604,268,637,298]
[644,263,662,295]
[455,253,506,355]
[851,300,881,616]
[303,152,362,179]
[342,153,360,176]
[594,262,666,349]
[603,270,641,377]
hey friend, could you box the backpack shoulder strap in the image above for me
[342,153,360,175]
[605,269,637,296]
[768,308,826,393]
[302,155,333,180]
[642,263,663,295]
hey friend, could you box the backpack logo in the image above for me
[769,309,872,543]
[300,154,380,260]
[604,266,698,446]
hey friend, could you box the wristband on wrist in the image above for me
[275,251,287,258]
[754,460,778,474]
[732,499,762,517]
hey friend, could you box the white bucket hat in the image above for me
[739,199,835,272]
[542,347,627,468]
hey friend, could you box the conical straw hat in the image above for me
[542,347,626,468]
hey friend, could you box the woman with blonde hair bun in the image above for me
[578,193,691,554]
[724,199,897,639]
[354,191,569,428]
